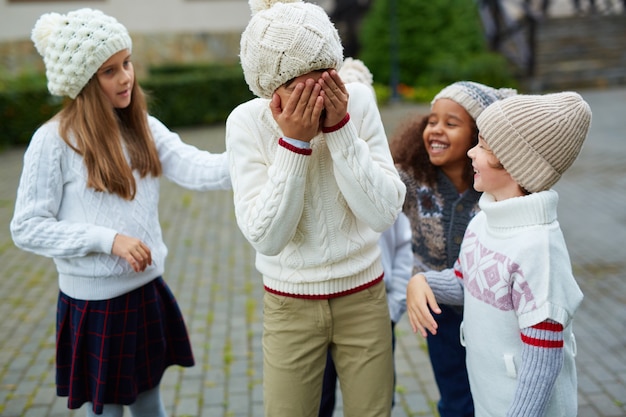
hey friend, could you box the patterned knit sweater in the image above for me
[225,83,406,297]
[11,115,231,300]
[400,168,480,273]
[425,191,583,417]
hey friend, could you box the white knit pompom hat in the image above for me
[32,8,132,99]
[338,57,375,97]
[476,92,592,193]
[240,0,344,99]
[432,81,518,120]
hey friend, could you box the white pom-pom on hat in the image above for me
[338,57,375,97]
[31,12,65,56]
[249,0,301,14]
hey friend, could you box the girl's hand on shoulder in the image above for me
[320,69,349,128]
[112,234,152,273]
[269,78,323,142]
[406,273,441,337]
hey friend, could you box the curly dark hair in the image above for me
[389,112,479,188]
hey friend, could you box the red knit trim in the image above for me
[321,113,350,133]
[454,267,464,280]
[278,138,313,155]
[264,274,383,300]
[532,321,564,332]
[520,333,564,348]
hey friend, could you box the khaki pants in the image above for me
[262,280,393,417]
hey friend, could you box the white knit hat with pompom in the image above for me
[240,0,344,99]
[32,8,132,99]
[337,57,375,97]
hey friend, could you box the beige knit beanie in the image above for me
[240,0,344,99]
[476,92,592,193]
[433,81,517,120]
[32,8,132,99]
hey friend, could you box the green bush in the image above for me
[0,63,253,149]
[144,64,253,128]
[359,0,518,100]
[0,72,63,149]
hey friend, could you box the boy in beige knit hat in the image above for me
[226,1,406,416]
[406,91,592,417]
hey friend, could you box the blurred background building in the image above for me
[1,0,625,92]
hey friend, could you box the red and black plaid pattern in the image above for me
[55,277,194,414]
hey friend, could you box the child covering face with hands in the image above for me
[226,1,406,416]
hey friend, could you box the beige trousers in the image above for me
[262,280,394,417]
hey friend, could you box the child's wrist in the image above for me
[322,113,350,133]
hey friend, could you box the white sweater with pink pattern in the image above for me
[426,190,582,417]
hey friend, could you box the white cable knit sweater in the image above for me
[11,115,231,301]
[226,83,406,297]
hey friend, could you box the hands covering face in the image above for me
[270,69,349,143]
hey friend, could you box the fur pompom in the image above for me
[249,0,301,14]
[338,58,373,87]
[31,12,65,56]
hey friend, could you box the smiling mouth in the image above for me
[429,141,449,151]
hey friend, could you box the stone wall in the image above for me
[0,31,241,78]
[531,15,626,91]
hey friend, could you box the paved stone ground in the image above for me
[1,87,625,417]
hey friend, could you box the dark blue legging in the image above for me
[427,305,474,417]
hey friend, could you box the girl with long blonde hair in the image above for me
[11,8,230,417]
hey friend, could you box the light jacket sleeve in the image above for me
[382,212,414,323]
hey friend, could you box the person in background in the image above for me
[318,58,413,417]
[10,8,230,417]
[225,0,406,415]
[407,92,591,417]
[391,81,516,417]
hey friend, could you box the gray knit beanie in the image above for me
[476,92,592,193]
[239,0,344,99]
[32,8,132,99]
[432,81,518,120]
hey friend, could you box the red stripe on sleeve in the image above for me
[521,333,564,348]
[532,321,564,332]
[278,138,313,155]
[321,113,350,133]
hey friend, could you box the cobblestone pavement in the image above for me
[1,87,625,417]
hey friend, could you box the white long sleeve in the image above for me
[11,115,231,300]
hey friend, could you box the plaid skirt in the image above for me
[56,276,194,414]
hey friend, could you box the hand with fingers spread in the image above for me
[406,273,441,337]
[270,77,324,142]
[112,233,152,273]
[319,69,349,128]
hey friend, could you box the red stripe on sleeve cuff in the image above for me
[322,113,350,133]
[278,138,313,155]
[520,333,564,348]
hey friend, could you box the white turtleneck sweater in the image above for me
[225,82,406,297]
[425,190,582,417]
[11,115,231,301]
